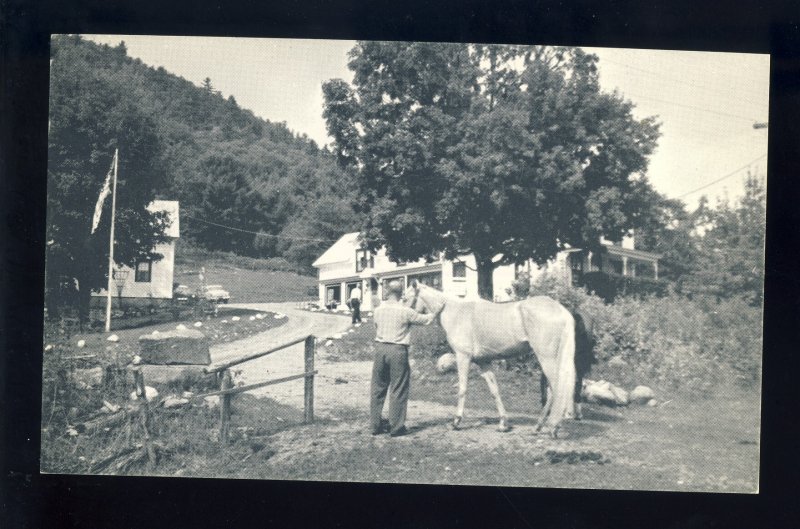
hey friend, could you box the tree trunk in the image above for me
[474,255,495,301]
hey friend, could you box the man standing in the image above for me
[370,279,435,437]
[349,284,362,324]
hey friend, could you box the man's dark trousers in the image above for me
[351,298,361,323]
[370,342,410,435]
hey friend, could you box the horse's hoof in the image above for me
[451,417,462,430]
[496,422,511,433]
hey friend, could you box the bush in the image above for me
[579,271,670,302]
[526,275,762,393]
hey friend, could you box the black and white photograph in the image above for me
[40,34,768,492]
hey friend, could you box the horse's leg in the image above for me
[535,357,557,432]
[477,363,511,432]
[452,352,471,430]
[536,385,553,432]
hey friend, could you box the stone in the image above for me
[138,328,210,365]
[138,364,208,385]
[608,356,628,368]
[76,339,86,348]
[332,333,343,340]
[193,321,203,328]
[102,400,120,413]
[630,385,656,404]
[610,385,630,406]
[584,380,617,405]
[44,344,54,352]
[325,340,334,347]
[436,353,457,374]
[152,330,160,335]
[162,396,190,409]
[249,316,256,321]
[221,320,228,324]
[231,316,241,322]
[181,391,194,399]
[175,324,187,330]
[647,399,658,407]
[107,334,120,342]
[354,323,361,328]
[203,396,219,409]
[274,313,286,319]
[255,313,264,319]
[129,386,159,402]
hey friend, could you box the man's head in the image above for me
[385,279,404,300]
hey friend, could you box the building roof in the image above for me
[312,232,360,267]
[147,200,180,238]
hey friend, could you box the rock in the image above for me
[138,328,210,365]
[193,321,203,328]
[107,334,120,342]
[129,386,159,402]
[72,367,103,388]
[132,355,142,365]
[44,344,54,352]
[162,396,190,409]
[138,364,208,385]
[102,400,120,413]
[610,385,629,406]
[76,339,86,348]
[152,330,160,335]
[67,426,79,437]
[175,324,187,330]
[181,391,194,399]
[221,320,228,324]
[231,316,241,322]
[608,356,628,368]
[274,313,286,319]
[332,333,343,340]
[583,380,617,405]
[325,340,334,347]
[436,353,457,374]
[203,396,220,409]
[354,323,361,328]
[647,399,658,407]
[347,329,355,333]
[255,313,265,319]
[630,385,656,404]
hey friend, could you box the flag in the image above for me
[91,151,116,234]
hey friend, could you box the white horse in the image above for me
[405,281,576,437]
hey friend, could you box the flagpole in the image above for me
[105,148,119,333]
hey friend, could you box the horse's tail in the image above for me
[547,312,577,429]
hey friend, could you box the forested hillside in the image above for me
[50,35,358,271]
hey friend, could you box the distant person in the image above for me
[370,279,435,437]
[349,285,362,323]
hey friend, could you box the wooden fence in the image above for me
[195,334,317,442]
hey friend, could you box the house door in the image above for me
[346,282,361,303]
[325,285,341,308]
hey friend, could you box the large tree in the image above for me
[46,36,170,321]
[685,173,766,306]
[323,42,660,298]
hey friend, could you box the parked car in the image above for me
[173,284,195,303]
[203,284,231,304]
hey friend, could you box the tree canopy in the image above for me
[323,42,661,298]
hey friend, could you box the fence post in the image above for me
[304,336,315,424]
[133,367,157,468]
[219,369,232,443]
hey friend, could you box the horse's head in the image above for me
[403,279,422,311]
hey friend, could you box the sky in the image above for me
[82,35,770,209]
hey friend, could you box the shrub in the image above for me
[579,271,670,302]
[526,275,762,393]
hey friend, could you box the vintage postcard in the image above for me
[41,34,767,492]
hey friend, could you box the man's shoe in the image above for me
[371,419,390,435]
[389,426,409,437]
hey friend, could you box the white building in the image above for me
[312,232,660,311]
[92,200,180,301]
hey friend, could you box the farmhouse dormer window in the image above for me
[355,249,374,272]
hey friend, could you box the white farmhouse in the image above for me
[92,200,180,302]
[312,232,660,311]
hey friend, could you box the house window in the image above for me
[135,260,152,283]
[452,261,466,280]
[408,271,442,290]
[570,253,584,286]
[355,249,374,273]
